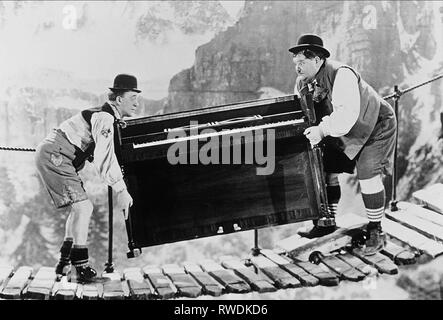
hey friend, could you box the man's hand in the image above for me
[116,189,133,220]
[304,126,324,147]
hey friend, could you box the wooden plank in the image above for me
[102,272,125,300]
[412,184,443,214]
[294,261,340,286]
[382,218,443,258]
[335,252,376,276]
[220,257,276,293]
[25,267,57,300]
[0,266,13,291]
[142,265,176,299]
[386,204,443,242]
[249,255,301,289]
[0,266,33,299]
[53,276,77,300]
[308,251,367,282]
[199,260,251,294]
[351,250,398,275]
[123,267,154,300]
[182,262,223,297]
[278,214,367,260]
[259,250,319,287]
[162,264,202,298]
[80,283,100,300]
[381,240,417,265]
[397,201,443,227]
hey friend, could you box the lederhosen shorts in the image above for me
[354,103,397,180]
[35,129,89,208]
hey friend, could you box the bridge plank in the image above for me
[386,204,443,242]
[142,265,176,299]
[53,276,77,300]
[350,250,398,275]
[381,240,417,265]
[220,257,276,293]
[25,267,57,300]
[199,260,251,294]
[162,264,202,298]
[260,250,319,287]
[0,266,13,292]
[102,272,125,300]
[382,218,443,258]
[412,184,443,214]
[279,214,366,260]
[0,266,33,299]
[398,201,443,227]
[335,252,376,276]
[249,255,301,289]
[312,253,367,282]
[80,283,100,300]
[123,267,154,300]
[293,261,340,286]
[182,262,223,297]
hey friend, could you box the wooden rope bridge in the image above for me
[1,184,443,300]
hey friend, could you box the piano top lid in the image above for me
[125,94,300,126]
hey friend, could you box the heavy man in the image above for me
[290,34,397,255]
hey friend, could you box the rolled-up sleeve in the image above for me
[319,68,360,137]
[90,112,126,193]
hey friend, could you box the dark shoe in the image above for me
[74,265,97,283]
[354,226,386,256]
[55,261,71,277]
[298,225,337,239]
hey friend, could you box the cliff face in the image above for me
[166,0,443,199]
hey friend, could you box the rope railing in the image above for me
[0,146,36,152]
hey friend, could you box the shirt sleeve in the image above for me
[318,68,360,137]
[90,112,127,193]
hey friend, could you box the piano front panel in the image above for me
[124,135,320,247]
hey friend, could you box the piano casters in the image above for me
[104,186,115,273]
[125,206,142,259]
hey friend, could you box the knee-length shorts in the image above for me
[355,106,397,180]
[35,129,88,208]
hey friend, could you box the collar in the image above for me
[107,101,122,120]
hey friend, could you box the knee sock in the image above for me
[70,245,89,268]
[58,237,73,264]
[361,189,385,230]
[326,185,341,215]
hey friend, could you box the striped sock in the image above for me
[59,238,73,264]
[361,189,385,223]
[326,185,340,215]
[71,247,89,267]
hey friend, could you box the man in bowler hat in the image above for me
[35,74,141,280]
[290,34,397,255]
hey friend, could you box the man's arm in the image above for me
[91,112,133,218]
[318,68,360,137]
[91,112,126,192]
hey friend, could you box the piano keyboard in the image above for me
[133,118,306,149]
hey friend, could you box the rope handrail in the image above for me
[0,146,36,152]
[383,73,443,100]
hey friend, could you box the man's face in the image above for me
[116,91,139,117]
[292,53,322,81]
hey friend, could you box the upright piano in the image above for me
[114,94,329,256]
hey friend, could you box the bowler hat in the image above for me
[109,74,141,93]
[289,34,330,58]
